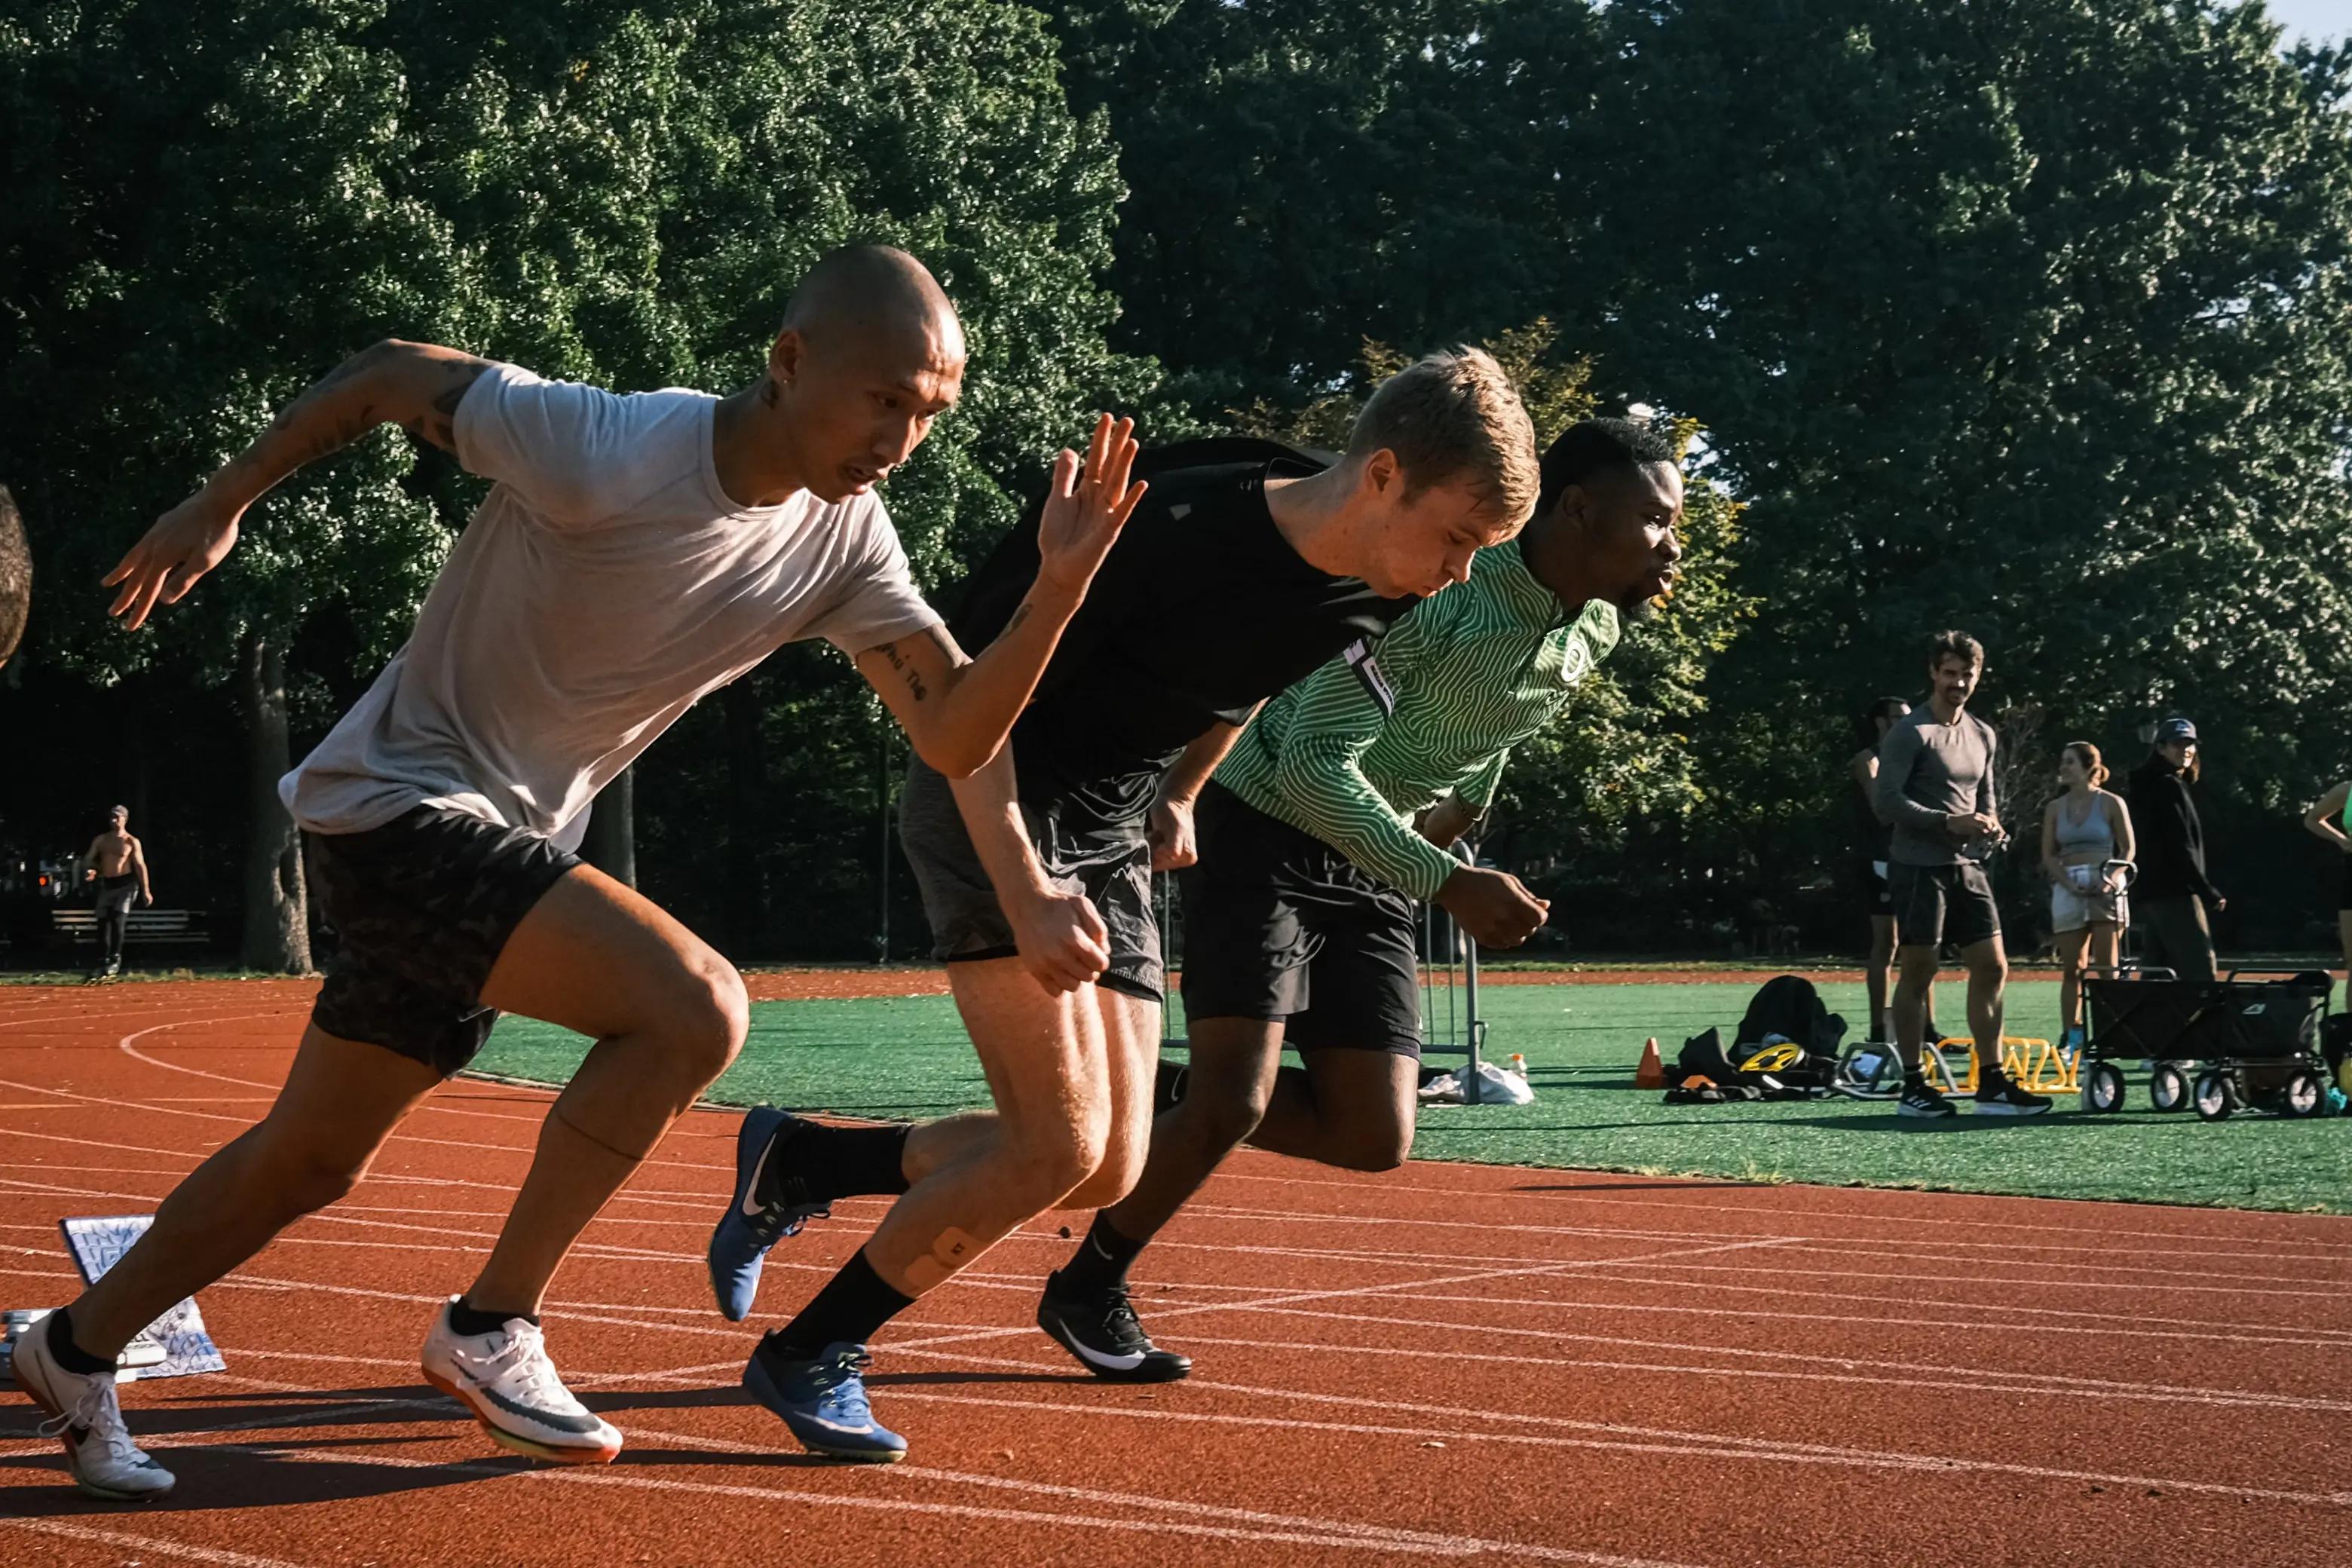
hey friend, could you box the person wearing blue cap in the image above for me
[2127,718,2223,981]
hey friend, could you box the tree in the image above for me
[1578,0,2352,842]
[3,0,1153,967]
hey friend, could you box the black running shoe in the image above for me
[1037,1273,1192,1383]
[1975,1074,2053,1116]
[1897,1080,1955,1119]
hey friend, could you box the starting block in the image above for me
[1919,1035,2079,1095]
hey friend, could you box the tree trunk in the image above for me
[581,765,637,888]
[721,680,769,953]
[237,631,311,975]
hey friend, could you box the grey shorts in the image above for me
[898,758,1162,1002]
[309,805,579,1076]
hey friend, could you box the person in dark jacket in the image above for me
[2127,716,2223,981]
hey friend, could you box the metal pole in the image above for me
[876,729,892,964]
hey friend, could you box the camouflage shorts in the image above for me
[309,806,578,1076]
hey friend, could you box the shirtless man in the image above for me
[0,484,26,669]
[79,806,153,979]
[10,244,1144,1501]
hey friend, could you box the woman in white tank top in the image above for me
[2040,740,2135,1054]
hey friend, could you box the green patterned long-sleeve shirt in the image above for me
[1212,539,1621,899]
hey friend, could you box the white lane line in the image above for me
[887,1237,1806,1355]
[1609,1255,2350,1301]
[0,1519,318,1568]
[1197,1167,2352,1253]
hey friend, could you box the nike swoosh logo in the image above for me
[739,1130,776,1218]
[1065,1336,1146,1372]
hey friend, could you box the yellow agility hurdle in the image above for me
[1918,1035,2079,1095]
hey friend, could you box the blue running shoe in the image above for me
[708,1107,829,1321]
[743,1339,906,1462]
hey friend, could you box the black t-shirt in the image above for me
[952,446,1413,831]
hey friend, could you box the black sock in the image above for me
[1903,1070,1927,1092]
[1055,1213,1147,1296]
[45,1308,115,1376]
[758,1122,911,1206]
[448,1297,539,1337]
[767,1248,914,1361]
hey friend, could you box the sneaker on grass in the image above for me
[1897,1080,1956,1119]
[1976,1073,2053,1116]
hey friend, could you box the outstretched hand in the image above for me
[1034,415,1147,601]
[104,492,242,630]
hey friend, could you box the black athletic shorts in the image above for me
[1860,856,1893,916]
[898,757,1162,1003]
[309,805,579,1077]
[1887,860,2001,951]
[1177,781,1423,1057]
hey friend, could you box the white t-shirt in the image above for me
[281,363,942,847]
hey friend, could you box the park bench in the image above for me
[50,908,212,951]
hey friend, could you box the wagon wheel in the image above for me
[2192,1070,2236,1122]
[2148,1064,2189,1113]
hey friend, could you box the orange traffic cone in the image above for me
[1634,1037,1668,1090]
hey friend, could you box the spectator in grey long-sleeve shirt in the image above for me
[1873,630,2047,1117]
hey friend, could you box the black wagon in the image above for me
[2080,969,2334,1121]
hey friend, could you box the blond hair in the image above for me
[1346,348,1539,528]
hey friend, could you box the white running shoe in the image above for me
[11,1311,176,1499]
[420,1299,621,1465]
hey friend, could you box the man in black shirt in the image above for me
[707,350,1541,1460]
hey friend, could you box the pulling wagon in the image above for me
[2079,968,2334,1121]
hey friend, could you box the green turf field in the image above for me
[475,978,2352,1215]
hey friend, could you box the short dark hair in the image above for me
[0,485,28,665]
[1536,417,1676,519]
[1854,695,1909,749]
[1928,629,1984,671]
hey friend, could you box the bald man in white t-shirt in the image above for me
[11,246,1147,1501]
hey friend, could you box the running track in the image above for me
[3,981,2350,1566]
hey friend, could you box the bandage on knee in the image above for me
[901,1227,982,1292]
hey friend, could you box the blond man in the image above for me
[709,349,1539,1461]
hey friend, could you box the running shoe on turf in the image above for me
[420,1298,620,1464]
[1037,1272,1192,1383]
[1975,1073,2053,1116]
[10,1311,174,1499]
[2059,1025,2087,1067]
[743,1337,905,1462]
[708,1105,832,1321]
[1897,1080,1956,1119]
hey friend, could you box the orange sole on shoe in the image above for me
[421,1368,621,1465]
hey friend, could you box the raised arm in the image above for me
[856,415,1146,779]
[105,340,494,629]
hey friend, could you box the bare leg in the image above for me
[1891,945,1941,1075]
[863,960,1116,1294]
[1963,935,2010,1078]
[1098,1018,1282,1244]
[2055,926,2092,1033]
[1243,1049,1418,1171]
[460,867,749,1316]
[1867,914,1897,1040]
[66,1027,440,1357]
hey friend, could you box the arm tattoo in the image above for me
[874,641,929,702]
[408,363,486,454]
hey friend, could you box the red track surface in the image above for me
[5,980,2352,1566]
